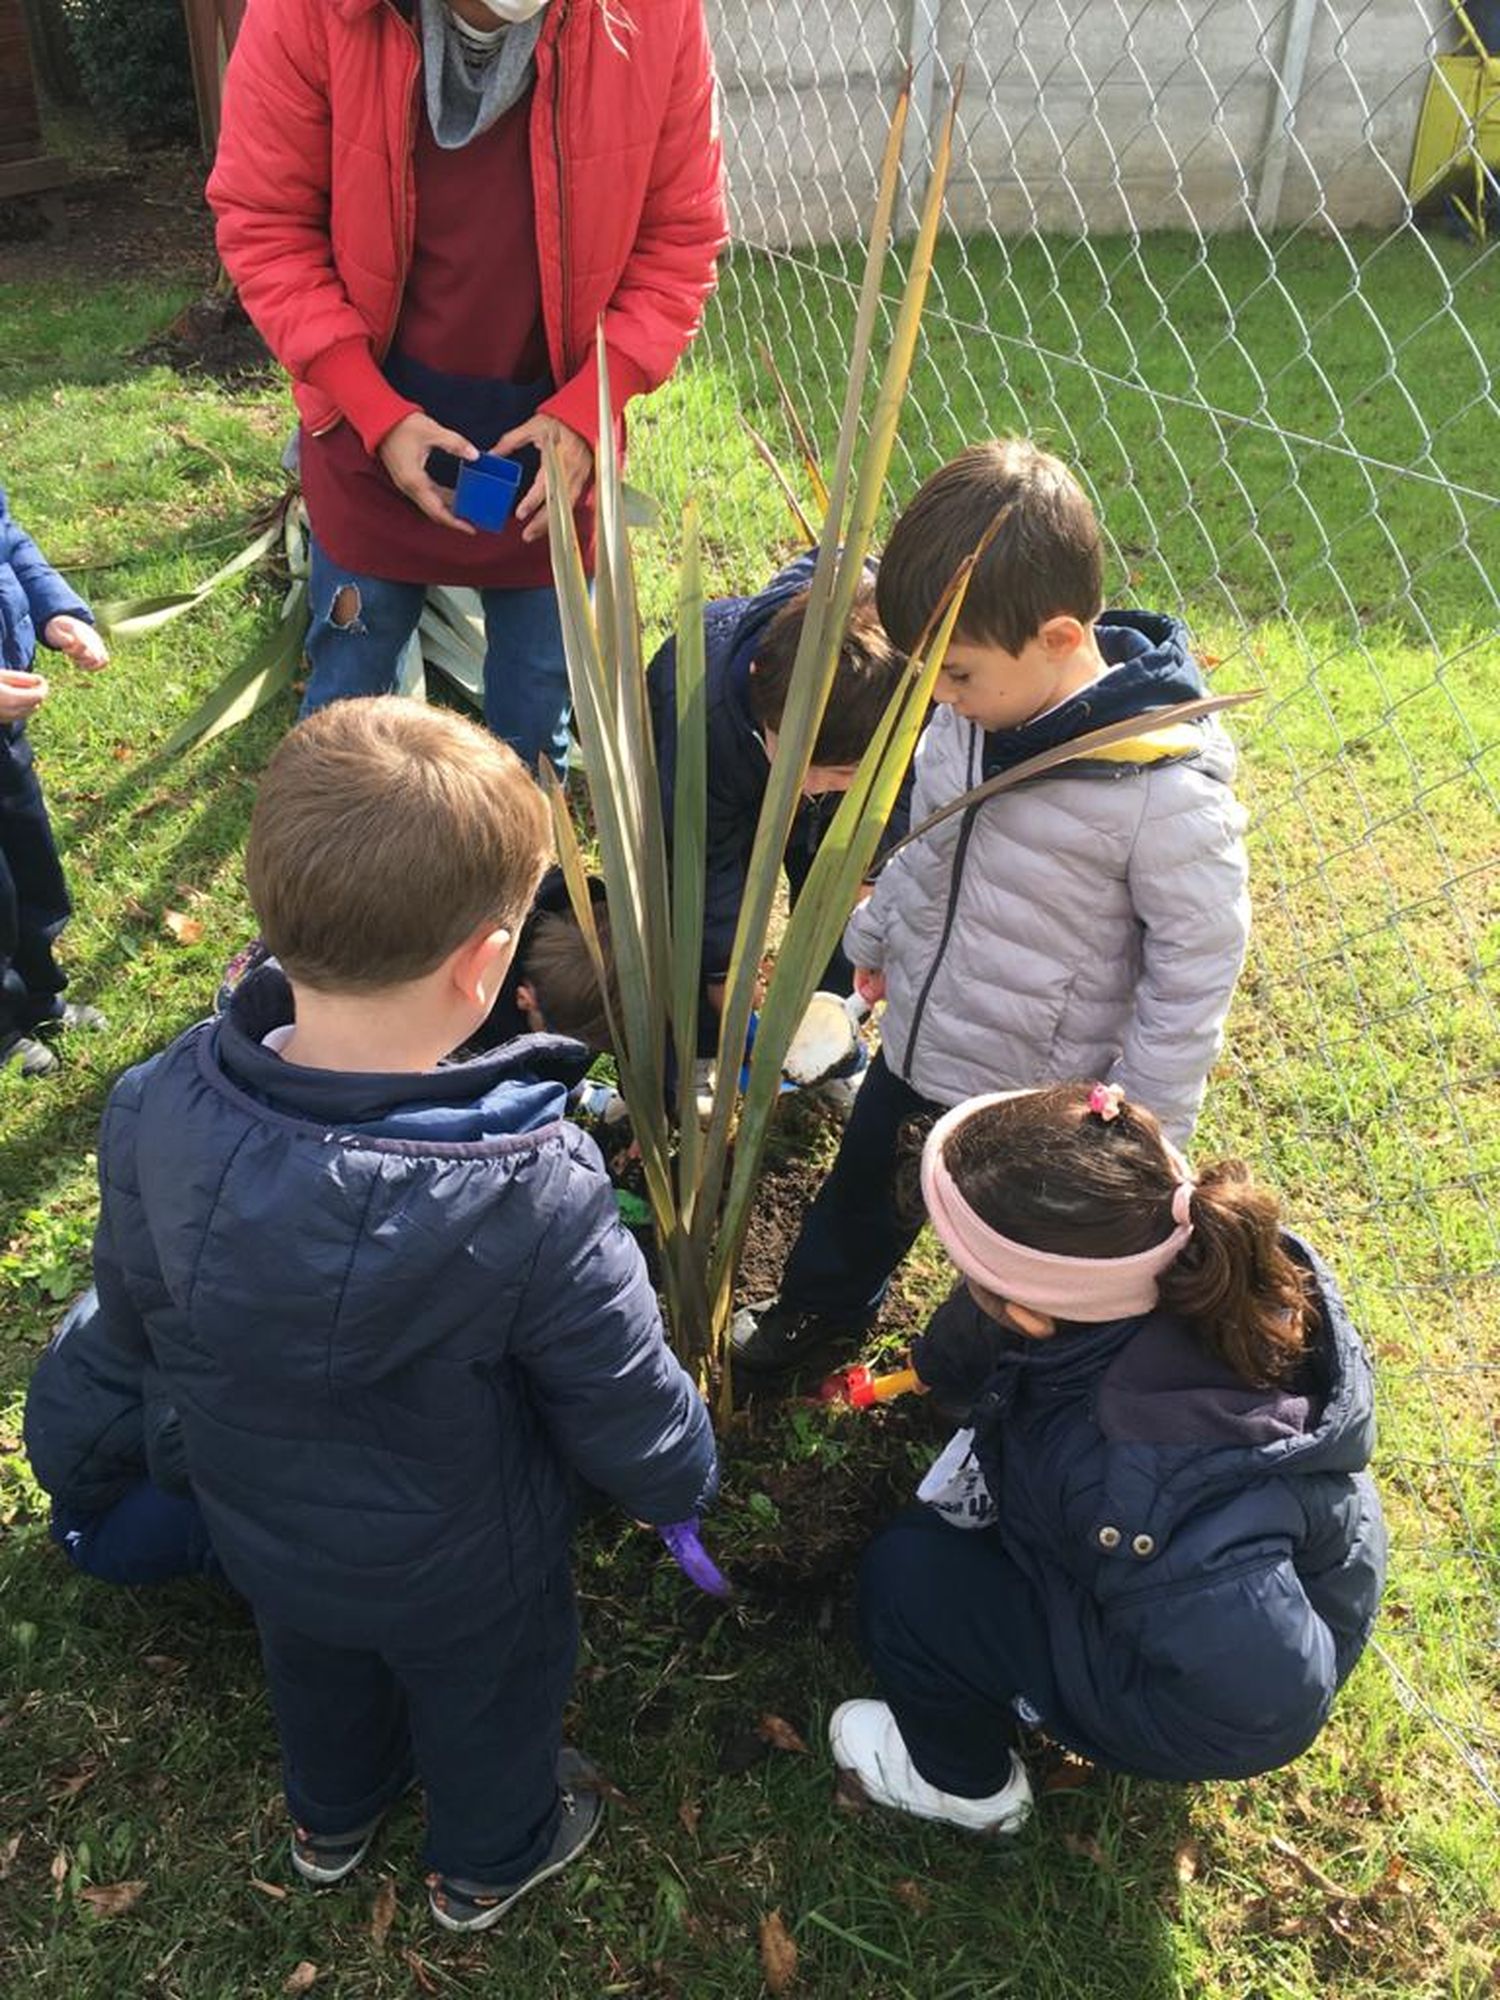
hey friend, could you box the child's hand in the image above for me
[0,670,49,724]
[854,966,886,1007]
[43,615,109,671]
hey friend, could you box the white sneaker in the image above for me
[829,1699,1032,1834]
[692,1055,717,1123]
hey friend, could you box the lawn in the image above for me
[1,149,1497,1997]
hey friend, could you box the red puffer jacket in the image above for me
[207,0,727,454]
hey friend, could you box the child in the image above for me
[1,484,110,1077]
[44,698,716,1930]
[732,440,1251,1381]
[647,553,907,1062]
[471,866,617,1055]
[831,1082,1386,1829]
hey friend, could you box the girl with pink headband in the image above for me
[830,1082,1386,1834]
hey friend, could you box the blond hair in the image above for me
[246,698,552,991]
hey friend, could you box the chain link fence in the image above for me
[628,0,1500,1795]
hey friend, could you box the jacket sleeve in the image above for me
[1111,763,1250,1145]
[205,0,416,451]
[506,1143,717,1522]
[0,491,93,636]
[540,0,727,443]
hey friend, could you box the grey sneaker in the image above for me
[0,1031,59,1077]
[427,1749,604,1934]
[40,1001,109,1034]
[291,1811,387,1886]
[729,1296,869,1382]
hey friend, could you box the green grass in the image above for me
[2,213,1498,1996]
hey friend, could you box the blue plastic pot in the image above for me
[454,453,524,531]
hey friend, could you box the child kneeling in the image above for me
[833,1084,1386,1831]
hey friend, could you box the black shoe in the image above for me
[728,1297,868,1382]
[427,1750,604,1934]
[0,1031,58,1077]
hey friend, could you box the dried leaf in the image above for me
[0,1833,20,1879]
[1040,1752,1095,1793]
[1267,1833,1348,1900]
[402,1947,439,1994]
[832,1766,870,1814]
[79,1879,147,1917]
[49,1765,99,1802]
[677,1799,701,1837]
[282,1963,319,1996]
[891,1878,929,1914]
[1062,1831,1109,1871]
[163,909,205,946]
[759,1909,798,1995]
[249,1876,288,1901]
[1174,1840,1201,1887]
[370,1875,397,1947]
[756,1714,809,1756]
[50,1848,68,1899]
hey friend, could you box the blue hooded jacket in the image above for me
[0,486,93,674]
[647,550,905,984]
[912,1237,1386,1781]
[27,967,717,1647]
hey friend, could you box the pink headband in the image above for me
[919,1090,1196,1323]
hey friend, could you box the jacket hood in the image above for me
[218,962,591,1141]
[979,609,1235,784]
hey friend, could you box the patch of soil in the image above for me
[0,144,216,287]
[134,290,275,386]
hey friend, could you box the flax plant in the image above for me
[544,83,961,1402]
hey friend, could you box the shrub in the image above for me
[61,0,197,147]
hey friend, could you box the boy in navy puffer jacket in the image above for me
[0,484,110,1077]
[831,1083,1385,1831]
[39,698,716,1933]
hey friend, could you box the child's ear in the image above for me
[453,923,514,1008]
[1038,613,1087,656]
[514,980,538,1014]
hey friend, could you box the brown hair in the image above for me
[876,439,1105,656]
[943,1084,1312,1386]
[747,581,906,766]
[245,697,552,992]
[517,905,620,1053]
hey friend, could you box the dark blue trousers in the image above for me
[780,1051,940,1319]
[0,725,70,1040]
[51,1482,219,1586]
[857,1507,1062,1797]
[256,1563,578,1883]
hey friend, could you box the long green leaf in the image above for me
[95,506,287,635]
[159,580,307,757]
[670,500,708,1224]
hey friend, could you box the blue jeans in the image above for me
[51,1481,220,1586]
[780,1051,941,1320]
[301,537,571,777]
[858,1507,1062,1795]
[256,1562,578,1881]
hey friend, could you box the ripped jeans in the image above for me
[302,535,571,777]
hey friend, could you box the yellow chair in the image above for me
[1408,3,1500,239]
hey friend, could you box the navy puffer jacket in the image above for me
[29,968,716,1647]
[1,485,92,672]
[913,1237,1386,1780]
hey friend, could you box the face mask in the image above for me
[471,0,548,20]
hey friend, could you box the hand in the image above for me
[44,615,109,670]
[495,413,594,544]
[854,966,886,1007]
[0,670,49,724]
[377,412,479,533]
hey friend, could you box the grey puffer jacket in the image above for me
[844,629,1249,1144]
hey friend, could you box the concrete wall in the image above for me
[707,0,1456,242]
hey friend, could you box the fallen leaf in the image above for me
[759,1909,798,1994]
[49,1765,99,1803]
[142,1655,185,1676]
[677,1799,701,1837]
[1062,1831,1109,1870]
[0,1833,20,1879]
[402,1947,439,1994]
[1267,1832,1348,1900]
[1174,1840,1201,1887]
[832,1766,869,1814]
[163,910,205,946]
[249,1876,288,1901]
[757,1714,809,1756]
[79,1879,147,1918]
[370,1875,397,1947]
[1041,1752,1095,1793]
[50,1848,68,1900]
[891,1878,929,1914]
[282,1963,319,1995]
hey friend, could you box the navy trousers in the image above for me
[256,1563,578,1883]
[780,1051,941,1319]
[0,725,70,1041]
[857,1506,1062,1797]
[51,1482,220,1585]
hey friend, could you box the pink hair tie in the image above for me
[1088,1082,1124,1121]
[920,1090,1197,1323]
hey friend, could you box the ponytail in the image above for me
[1157,1158,1312,1386]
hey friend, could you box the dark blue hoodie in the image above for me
[0,485,93,676]
[912,1236,1386,1781]
[29,967,717,1648]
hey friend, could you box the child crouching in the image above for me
[832,1083,1385,1831]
